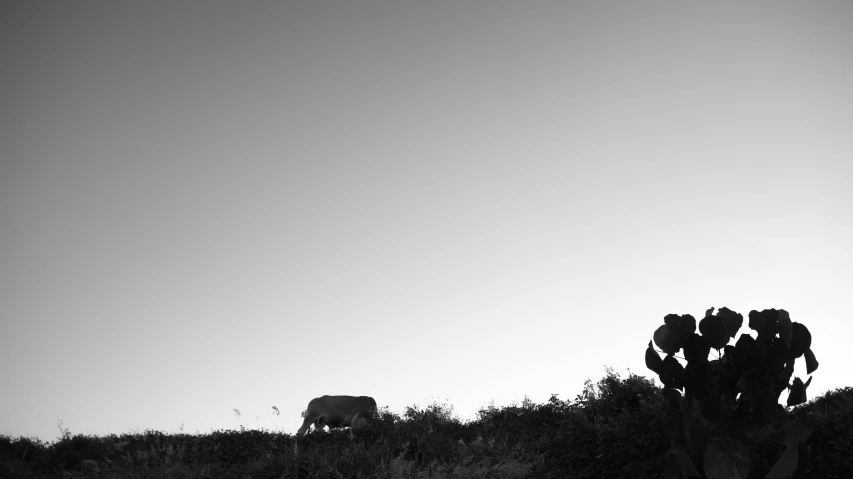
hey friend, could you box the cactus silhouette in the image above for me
[646,307,818,479]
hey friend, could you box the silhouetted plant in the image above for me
[645,307,819,479]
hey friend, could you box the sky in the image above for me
[1,1,852,442]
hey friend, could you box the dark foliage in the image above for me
[646,307,821,479]
[790,387,853,478]
[535,369,670,478]
[1,374,846,477]
[0,371,666,478]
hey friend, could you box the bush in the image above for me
[537,369,668,478]
[791,387,853,478]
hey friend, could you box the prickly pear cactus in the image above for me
[646,307,818,479]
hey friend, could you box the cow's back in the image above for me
[309,395,375,416]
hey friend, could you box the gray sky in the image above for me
[2,1,852,441]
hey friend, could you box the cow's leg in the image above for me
[313,416,327,434]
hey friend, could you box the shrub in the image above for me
[791,386,853,478]
[537,369,668,478]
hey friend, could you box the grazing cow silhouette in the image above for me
[297,395,377,437]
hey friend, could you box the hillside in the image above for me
[2,371,850,478]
